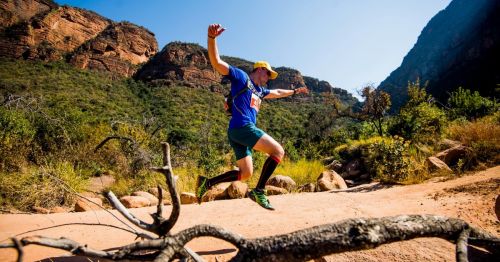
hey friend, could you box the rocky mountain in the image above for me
[0,0,158,76]
[0,0,57,29]
[134,42,222,91]
[378,0,500,112]
[135,42,359,106]
[70,22,157,77]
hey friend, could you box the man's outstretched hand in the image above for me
[295,86,309,95]
[208,24,226,39]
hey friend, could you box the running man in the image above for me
[196,23,309,210]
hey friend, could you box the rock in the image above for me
[119,196,150,208]
[75,197,103,212]
[427,156,452,172]
[359,174,371,181]
[70,21,158,77]
[316,170,348,191]
[148,187,166,198]
[322,156,336,165]
[32,206,50,214]
[180,192,197,205]
[227,181,248,199]
[342,159,363,179]
[435,145,469,166]
[326,160,343,173]
[132,191,158,206]
[266,175,296,192]
[148,187,171,205]
[0,0,58,29]
[201,182,230,202]
[50,206,67,213]
[265,185,288,195]
[438,139,462,150]
[298,183,316,193]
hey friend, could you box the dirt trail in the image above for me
[1,166,499,261]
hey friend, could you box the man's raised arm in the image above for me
[207,24,229,75]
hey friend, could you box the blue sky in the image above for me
[55,0,451,98]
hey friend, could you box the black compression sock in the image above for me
[207,170,241,188]
[256,156,281,190]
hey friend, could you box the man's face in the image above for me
[259,67,270,84]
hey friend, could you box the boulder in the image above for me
[75,197,103,212]
[427,156,452,172]
[201,182,230,202]
[298,183,316,193]
[32,206,50,214]
[180,192,197,205]
[148,187,166,198]
[341,159,363,179]
[316,170,348,191]
[438,139,462,150]
[326,160,343,173]
[132,191,158,206]
[227,181,248,199]
[435,145,469,166]
[265,185,288,195]
[50,206,67,213]
[148,187,171,205]
[119,196,150,208]
[266,175,296,192]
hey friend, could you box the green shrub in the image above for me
[364,136,411,183]
[0,162,88,211]
[388,81,447,144]
[447,87,496,120]
[0,108,35,170]
[335,136,427,184]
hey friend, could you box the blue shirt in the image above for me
[227,65,270,129]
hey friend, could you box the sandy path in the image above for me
[1,166,499,261]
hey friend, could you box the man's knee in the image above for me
[239,170,252,181]
[273,145,285,161]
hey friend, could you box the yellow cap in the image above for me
[254,61,278,80]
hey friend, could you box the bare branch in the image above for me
[94,135,136,153]
[12,238,23,262]
[21,236,113,259]
[106,191,156,232]
[456,228,470,262]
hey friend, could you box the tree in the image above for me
[360,85,391,136]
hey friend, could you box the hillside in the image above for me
[0,58,344,183]
[378,0,500,112]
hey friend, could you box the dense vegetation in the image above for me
[0,58,498,211]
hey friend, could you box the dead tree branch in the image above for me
[2,215,498,261]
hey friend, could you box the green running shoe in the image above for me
[248,188,274,210]
[196,176,209,203]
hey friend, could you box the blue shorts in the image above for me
[228,124,266,160]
